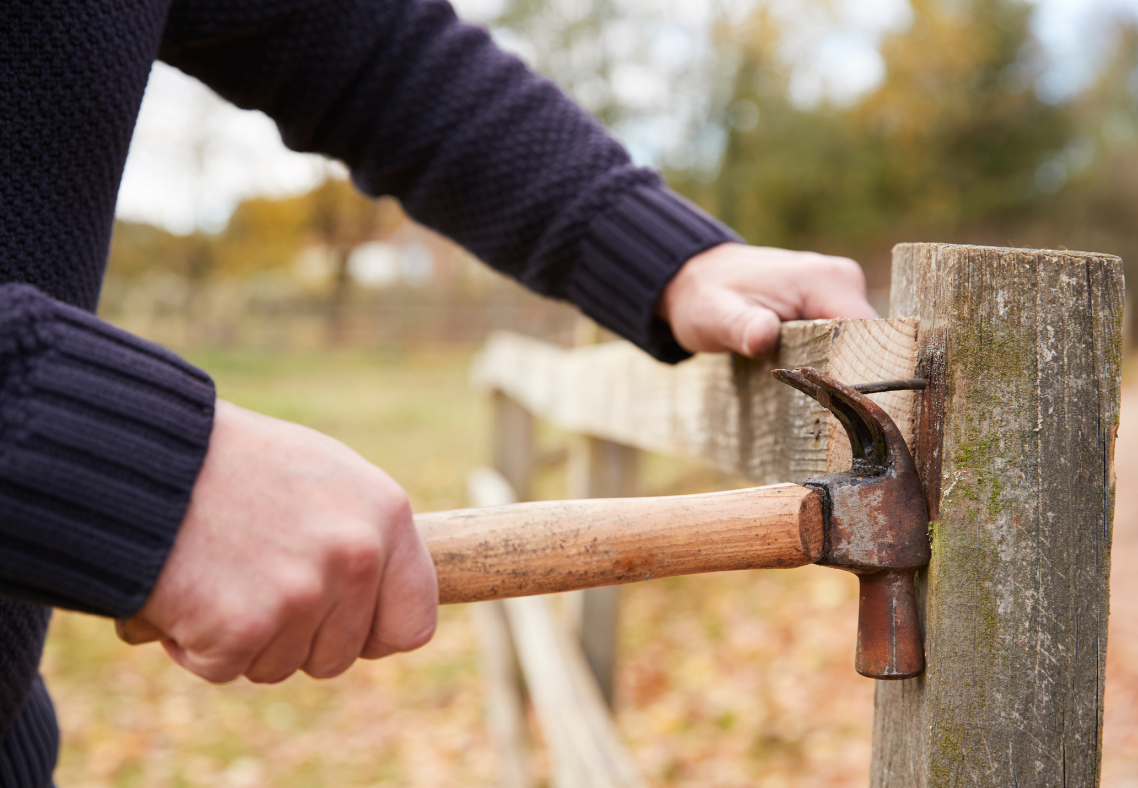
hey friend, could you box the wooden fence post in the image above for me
[474,394,537,788]
[492,391,535,500]
[872,243,1125,786]
[564,437,640,707]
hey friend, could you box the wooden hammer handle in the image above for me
[116,483,823,644]
[423,482,822,603]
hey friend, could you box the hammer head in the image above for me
[773,367,930,680]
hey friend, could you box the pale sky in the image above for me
[114,0,1138,235]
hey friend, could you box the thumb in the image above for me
[670,288,784,357]
[731,303,782,357]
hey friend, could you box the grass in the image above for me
[43,344,873,788]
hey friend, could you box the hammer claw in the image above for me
[770,368,821,399]
[788,368,894,468]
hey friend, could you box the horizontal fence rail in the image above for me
[472,318,921,484]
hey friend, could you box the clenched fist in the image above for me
[659,243,878,356]
[128,399,438,684]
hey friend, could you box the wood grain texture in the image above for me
[872,243,1124,787]
[416,484,823,604]
[471,318,920,484]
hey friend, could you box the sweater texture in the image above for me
[0,1,740,783]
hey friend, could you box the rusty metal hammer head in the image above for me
[772,367,930,680]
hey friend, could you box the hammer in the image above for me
[117,367,930,680]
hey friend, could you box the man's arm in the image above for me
[0,284,435,685]
[118,0,877,685]
[157,0,873,362]
[0,285,214,619]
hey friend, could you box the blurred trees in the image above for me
[304,178,404,341]
[487,0,1138,306]
[493,0,625,126]
[486,0,724,167]
[671,0,1096,289]
[109,177,395,284]
[1026,24,1138,276]
[109,0,1138,325]
[107,176,406,341]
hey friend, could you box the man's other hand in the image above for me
[135,399,439,684]
[658,243,878,357]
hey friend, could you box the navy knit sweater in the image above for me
[0,1,739,783]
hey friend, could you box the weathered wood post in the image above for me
[562,318,639,707]
[472,392,536,788]
[491,391,535,501]
[564,436,639,707]
[873,243,1124,786]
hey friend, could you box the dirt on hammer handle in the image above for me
[116,483,824,644]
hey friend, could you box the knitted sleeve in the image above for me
[158,0,741,362]
[0,284,215,618]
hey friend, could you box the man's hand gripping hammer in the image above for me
[117,368,930,680]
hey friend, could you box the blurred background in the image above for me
[43,0,1138,786]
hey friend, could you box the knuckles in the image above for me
[326,527,384,586]
[371,478,414,529]
[276,566,324,619]
[217,607,277,653]
[805,253,865,285]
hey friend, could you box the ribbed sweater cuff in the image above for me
[0,285,215,619]
[569,184,742,363]
[0,676,57,788]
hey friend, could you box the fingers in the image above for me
[139,400,440,687]
[163,546,381,685]
[244,588,326,684]
[302,598,376,679]
[735,306,782,357]
[302,534,384,678]
[362,513,439,660]
[162,609,278,684]
[685,288,781,356]
[132,400,445,687]
[659,244,879,358]
[799,256,879,321]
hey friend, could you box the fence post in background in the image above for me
[492,391,535,501]
[872,243,1124,786]
[564,437,640,707]
[562,318,639,708]
[471,392,537,788]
